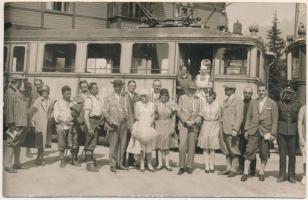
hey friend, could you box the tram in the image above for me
[4,26,269,103]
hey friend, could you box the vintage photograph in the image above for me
[2,1,307,197]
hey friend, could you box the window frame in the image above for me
[10,44,28,73]
[42,43,77,73]
[131,42,170,75]
[4,44,10,73]
[86,42,122,74]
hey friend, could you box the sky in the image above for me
[226,2,306,38]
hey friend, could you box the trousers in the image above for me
[109,120,127,167]
[278,134,296,178]
[239,133,256,172]
[179,128,197,169]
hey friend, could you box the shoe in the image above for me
[177,168,185,175]
[277,176,287,183]
[156,165,163,171]
[40,159,46,166]
[117,165,129,170]
[35,158,42,166]
[93,159,97,167]
[45,144,51,149]
[140,168,145,172]
[258,174,265,181]
[147,165,155,172]
[288,177,296,183]
[5,167,17,173]
[205,169,210,173]
[110,166,117,173]
[26,149,33,158]
[12,164,27,169]
[186,168,193,174]
[218,170,230,175]
[165,166,172,171]
[237,169,244,175]
[72,159,81,167]
[227,171,237,178]
[86,163,99,172]
[241,174,248,181]
[60,160,66,168]
[210,169,215,173]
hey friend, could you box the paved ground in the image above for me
[3,142,306,198]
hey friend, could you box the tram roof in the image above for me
[5,27,265,48]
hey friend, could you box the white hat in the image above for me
[139,89,149,96]
[200,59,211,70]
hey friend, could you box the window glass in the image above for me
[256,50,261,77]
[219,45,248,75]
[86,44,121,73]
[131,43,169,74]
[13,46,25,72]
[46,2,72,13]
[291,48,300,80]
[119,3,151,18]
[43,44,76,72]
[4,46,8,72]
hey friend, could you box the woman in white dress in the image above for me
[197,90,221,173]
[127,89,157,172]
[195,59,213,100]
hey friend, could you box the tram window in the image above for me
[13,46,25,72]
[86,44,121,74]
[131,43,169,74]
[4,46,8,72]
[291,48,300,79]
[218,46,248,75]
[45,2,72,13]
[43,44,76,72]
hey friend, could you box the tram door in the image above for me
[179,44,214,79]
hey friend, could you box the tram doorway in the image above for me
[179,44,214,79]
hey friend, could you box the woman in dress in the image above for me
[197,90,221,173]
[127,89,157,172]
[195,59,213,100]
[31,85,53,165]
[298,105,306,184]
[155,89,177,171]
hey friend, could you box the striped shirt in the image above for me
[84,94,103,117]
[4,86,28,127]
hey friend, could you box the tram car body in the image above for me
[285,36,306,105]
[4,27,267,103]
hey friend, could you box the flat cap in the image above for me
[111,78,125,85]
[10,74,26,80]
[284,86,295,93]
[223,82,236,89]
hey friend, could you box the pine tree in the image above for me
[266,11,287,100]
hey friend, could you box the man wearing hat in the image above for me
[84,82,103,172]
[276,86,301,183]
[103,79,128,173]
[177,81,203,175]
[4,74,28,173]
[241,83,278,182]
[219,82,243,178]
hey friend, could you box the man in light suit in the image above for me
[123,80,139,167]
[240,83,278,182]
[177,81,203,175]
[219,83,243,177]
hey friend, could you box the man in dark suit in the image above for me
[238,86,256,176]
[277,86,301,183]
[123,80,139,167]
[219,83,243,178]
[241,83,278,182]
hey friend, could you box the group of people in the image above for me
[3,59,306,185]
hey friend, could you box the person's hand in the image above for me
[264,133,271,141]
[231,130,238,137]
[270,134,276,141]
[299,140,306,148]
[186,121,194,127]
[112,121,119,127]
[244,131,248,140]
[170,130,175,136]
[88,128,95,136]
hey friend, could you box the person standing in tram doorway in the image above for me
[238,86,257,176]
[195,59,213,100]
[276,86,301,183]
[298,104,306,185]
[177,81,203,175]
[83,82,103,172]
[54,86,74,168]
[219,83,243,178]
[103,79,128,173]
[240,84,278,182]
[4,74,29,173]
[176,65,192,99]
